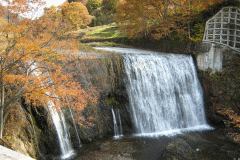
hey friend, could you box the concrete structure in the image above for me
[198,7,240,73]
[0,145,35,160]
[202,7,240,52]
[197,43,224,73]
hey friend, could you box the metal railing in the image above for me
[203,7,240,52]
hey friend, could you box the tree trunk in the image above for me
[0,65,4,139]
[0,83,4,139]
[188,0,192,39]
[0,107,3,139]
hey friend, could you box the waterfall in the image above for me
[111,108,123,139]
[68,106,82,147]
[48,101,75,159]
[117,109,123,137]
[29,63,75,158]
[124,53,213,136]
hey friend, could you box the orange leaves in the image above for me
[116,0,180,39]
[228,132,240,141]
[60,2,92,30]
[217,110,240,128]
[21,61,97,111]
[4,74,27,85]
[116,0,226,40]
[38,2,91,37]
[217,109,240,141]
[50,69,92,105]
[232,114,240,127]
[0,0,98,130]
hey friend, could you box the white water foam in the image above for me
[123,53,213,137]
[94,47,213,137]
[48,100,75,159]
[111,108,123,139]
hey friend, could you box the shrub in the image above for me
[86,0,103,14]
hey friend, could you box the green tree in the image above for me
[102,0,120,13]
[86,0,103,14]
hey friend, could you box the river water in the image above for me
[71,129,240,160]
[58,47,240,160]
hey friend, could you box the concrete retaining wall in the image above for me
[197,43,224,73]
[0,145,35,160]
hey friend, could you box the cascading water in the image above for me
[68,106,82,147]
[30,63,75,158]
[48,100,75,159]
[111,108,123,139]
[124,53,213,136]
[117,109,123,137]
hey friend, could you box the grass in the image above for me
[87,25,124,39]
[0,21,128,54]
[68,23,128,48]
[0,21,128,51]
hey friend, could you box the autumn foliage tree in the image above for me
[61,2,92,29]
[116,0,228,40]
[0,0,96,139]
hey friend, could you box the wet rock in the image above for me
[161,138,195,160]
[61,54,133,145]
[3,104,38,159]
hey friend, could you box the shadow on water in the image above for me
[65,129,240,160]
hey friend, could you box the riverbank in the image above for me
[70,129,240,160]
[2,24,240,159]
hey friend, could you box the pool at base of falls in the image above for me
[132,124,214,137]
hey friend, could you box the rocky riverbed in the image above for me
[68,128,240,160]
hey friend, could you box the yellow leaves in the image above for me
[0,16,8,26]
[60,2,92,29]
[4,75,17,84]
[116,0,176,39]
[116,0,227,40]
[4,74,28,85]
[42,2,91,31]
